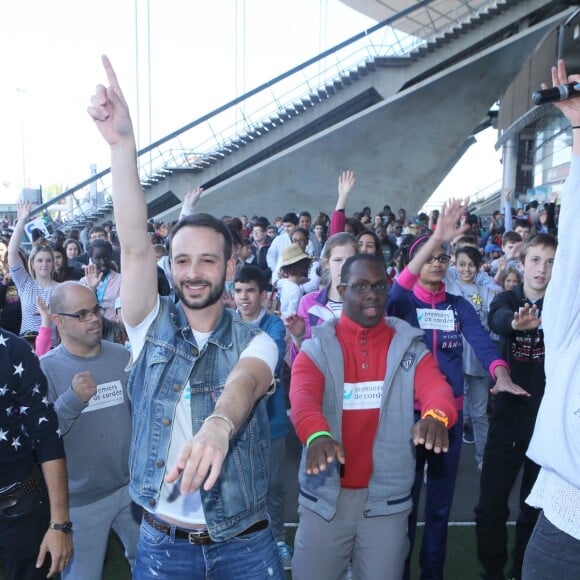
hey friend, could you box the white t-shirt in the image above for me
[276,278,304,318]
[126,298,277,525]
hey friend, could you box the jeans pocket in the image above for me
[139,519,171,546]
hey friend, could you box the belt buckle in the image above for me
[0,495,19,511]
[187,528,211,545]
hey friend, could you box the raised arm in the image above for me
[329,170,355,235]
[405,199,469,276]
[7,201,32,269]
[179,186,204,220]
[87,55,157,326]
[541,60,580,339]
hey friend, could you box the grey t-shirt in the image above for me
[40,341,132,507]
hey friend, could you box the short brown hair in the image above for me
[519,233,557,262]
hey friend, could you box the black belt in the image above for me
[0,466,42,511]
[143,511,269,545]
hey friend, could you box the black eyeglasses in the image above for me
[426,255,451,264]
[57,305,102,322]
[340,280,390,294]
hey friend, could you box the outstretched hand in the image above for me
[165,418,231,493]
[183,187,203,210]
[305,436,345,475]
[433,198,470,243]
[284,313,306,339]
[511,303,541,331]
[412,418,449,453]
[336,170,356,210]
[82,263,103,292]
[87,55,134,147]
[36,296,51,328]
[16,201,33,223]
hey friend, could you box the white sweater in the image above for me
[526,155,580,540]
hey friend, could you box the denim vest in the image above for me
[127,298,270,541]
[298,317,428,520]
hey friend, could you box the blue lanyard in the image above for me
[96,273,111,305]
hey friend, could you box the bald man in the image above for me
[40,282,140,580]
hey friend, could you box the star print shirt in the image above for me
[0,328,64,487]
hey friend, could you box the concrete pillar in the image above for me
[501,137,518,210]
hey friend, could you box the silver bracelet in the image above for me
[204,413,235,437]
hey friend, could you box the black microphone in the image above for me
[532,82,580,105]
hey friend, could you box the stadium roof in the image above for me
[340,0,502,37]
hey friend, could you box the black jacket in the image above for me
[488,284,546,442]
[0,328,64,486]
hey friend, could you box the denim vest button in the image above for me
[363,509,370,517]
[162,418,171,426]
[173,384,181,391]
[149,498,156,506]
[156,460,165,468]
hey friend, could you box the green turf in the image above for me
[1,525,514,578]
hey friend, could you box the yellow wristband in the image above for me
[421,409,449,428]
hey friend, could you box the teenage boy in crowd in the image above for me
[475,233,557,580]
[88,55,283,579]
[233,265,293,569]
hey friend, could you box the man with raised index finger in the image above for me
[87,55,283,579]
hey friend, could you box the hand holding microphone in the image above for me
[532,82,580,105]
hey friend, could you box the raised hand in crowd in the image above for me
[88,55,134,148]
[179,186,204,219]
[545,59,580,138]
[82,262,103,291]
[335,170,356,210]
[17,200,33,223]
[183,187,203,210]
[436,198,470,243]
[36,296,51,329]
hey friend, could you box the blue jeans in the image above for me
[522,511,580,580]
[134,515,285,579]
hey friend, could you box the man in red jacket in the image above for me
[290,253,456,580]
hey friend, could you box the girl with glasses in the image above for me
[388,200,523,580]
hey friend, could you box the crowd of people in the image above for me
[1,57,578,580]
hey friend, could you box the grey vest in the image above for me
[298,317,428,520]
